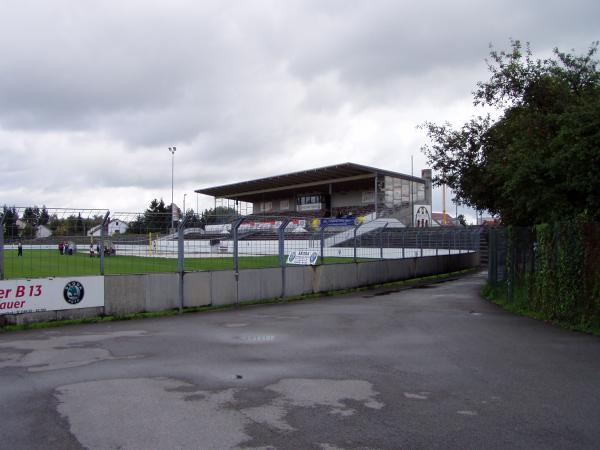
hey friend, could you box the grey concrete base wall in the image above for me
[1,307,104,326]
[3,252,479,325]
[104,273,179,315]
[284,266,314,297]
[183,272,212,307]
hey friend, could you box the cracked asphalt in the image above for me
[0,271,598,450]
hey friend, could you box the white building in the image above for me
[36,225,53,238]
[87,219,128,237]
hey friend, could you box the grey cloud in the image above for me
[0,0,597,210]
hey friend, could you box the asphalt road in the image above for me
[0,272,598,450]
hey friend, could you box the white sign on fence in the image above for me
[0,276,104,315]
[287,249,320,265]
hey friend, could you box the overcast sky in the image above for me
[1,0,597,220]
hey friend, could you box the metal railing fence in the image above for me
[0,208,481,280]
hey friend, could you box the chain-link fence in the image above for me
[486,223,600,327]
[0,207,481,280]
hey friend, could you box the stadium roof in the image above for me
[195,162,425,200]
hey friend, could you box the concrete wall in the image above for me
[104,273,179,314]
[2,252,479,325]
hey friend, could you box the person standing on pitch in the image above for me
[17,241,23,256]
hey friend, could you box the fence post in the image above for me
[379,223,388,260]
[232,218,244,305]
[320,227,325,265]
[353,225,359,263]
[0,213,4,280]
[278,218,290,298]
[177,216,188,313]
[99,211,110,275]
[453,230,457,255]
[419,229,423,257]
[402,229,405,259]
[435,229,439,256]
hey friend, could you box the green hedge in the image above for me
[502,221,600,331]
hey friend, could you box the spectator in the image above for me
[58,242,64,255]
[89,244,95,258]
[17,241,23,257]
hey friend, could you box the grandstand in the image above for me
[196,162,432,227]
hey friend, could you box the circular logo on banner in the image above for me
[63,281,85,305]
[309,252,319,264]
[288,252,296,262]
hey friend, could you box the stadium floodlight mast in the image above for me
[168,146,176,231]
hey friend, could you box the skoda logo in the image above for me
[63,281,85,305]
[309,252,318,264]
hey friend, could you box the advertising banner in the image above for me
[287,249,320,265]
[319,218,357,227]
[413,204,432,227]
[0,276,104,315]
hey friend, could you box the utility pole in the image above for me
[168,146,176,231]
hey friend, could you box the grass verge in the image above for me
[0,268,477,333]
[481,283,600,336]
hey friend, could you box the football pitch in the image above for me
[2,250,358,280]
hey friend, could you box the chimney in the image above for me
[421,169,432,206]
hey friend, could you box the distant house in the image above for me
[87,219,128,237]
[14,220,53,238]
[36,225,53,238]
[431,212,457,227]
[15,219,27,231]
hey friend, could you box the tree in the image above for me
[421,40,600,225]
[2,206,19,240]
[200,206,240,227]
[127,199,173,234]
[39,206,50,226]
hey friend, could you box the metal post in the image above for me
[177,216,187,313]
[410,155,414,227]
[379,223,388,260]
[374,174,378,218]
[320,227,325,265]
[353,225,358,263]
[435,229,439,256]
[453,230,457,255]
[0,213,5,280]
[99,211,110,275]
[278,218,290,298]
[419,229,423,257]
[232,218,244,305]
[402,229,405,258]
[168,146,176,232]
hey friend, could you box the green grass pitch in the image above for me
[2,250,359,280]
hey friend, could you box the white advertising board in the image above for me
[0,276,104,315]
[287,249,320,265]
